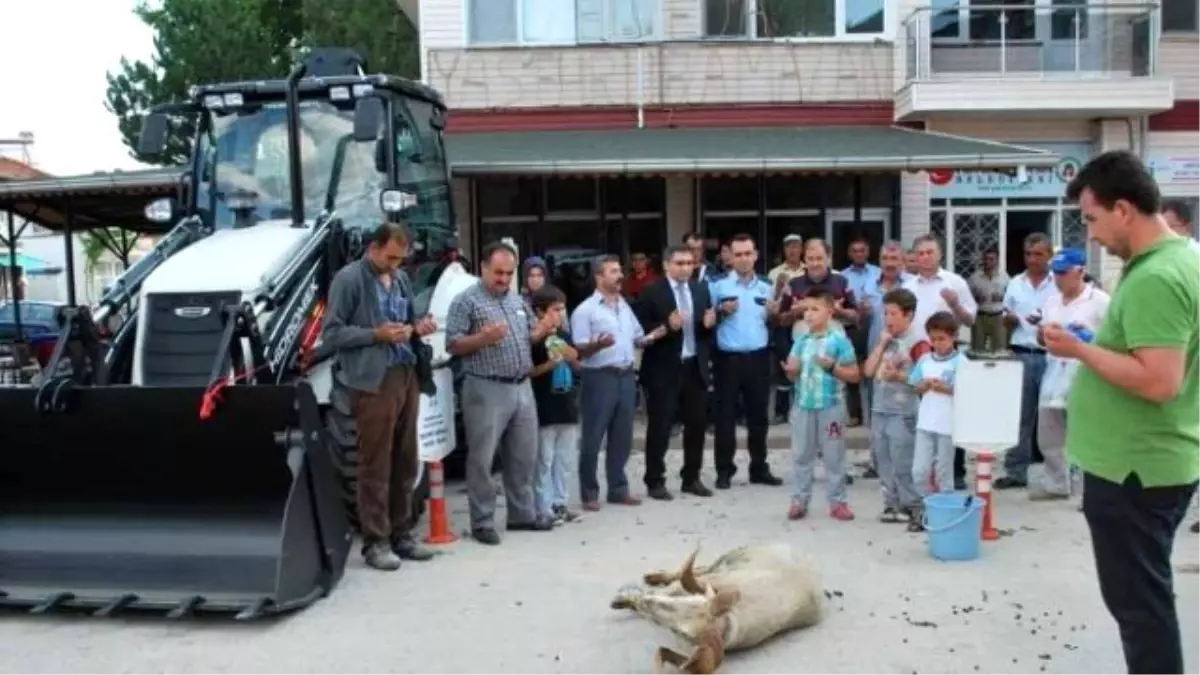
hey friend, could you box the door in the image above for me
[1004,210,1053,276]
[947,210,1002,278]
[827,208,890,270]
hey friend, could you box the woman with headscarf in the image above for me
[522,256,548,308]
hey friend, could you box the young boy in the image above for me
[863,288,930,524]
[906,311,966,533]
[783,288,861,522]
[529,285,582,525]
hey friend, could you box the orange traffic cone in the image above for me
[974,451,1000,541]
[423,460,458,545]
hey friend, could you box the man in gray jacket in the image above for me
[321,221,438,571]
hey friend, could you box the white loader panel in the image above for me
[140,221,314,296]
[423,262,478,365]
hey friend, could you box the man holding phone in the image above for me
[998,233,1056,489]
[707,233,785,490]
[322,221,438,571]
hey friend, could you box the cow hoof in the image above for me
[644,571,676,586]
[612,584,644,610]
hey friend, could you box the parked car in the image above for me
[0,300,66,366]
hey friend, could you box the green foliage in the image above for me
[105,0,418,167]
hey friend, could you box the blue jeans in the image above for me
[535,423,578,518]
[1004,350,1047,482]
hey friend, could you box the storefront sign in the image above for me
[929,142,1092,200]
[1146,154,1200,190]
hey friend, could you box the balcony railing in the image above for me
[903,2,1158,81]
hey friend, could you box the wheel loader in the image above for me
[0,48,477,619]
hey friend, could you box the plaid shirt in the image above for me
[446,281,535,379]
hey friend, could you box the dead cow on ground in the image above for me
[611,543,826,674]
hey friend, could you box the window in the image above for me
[1163,0,1199,32]
[704,0,887,39]
[968,0,1035,40]
[468,0,659,45]
[1050,0,1087,40]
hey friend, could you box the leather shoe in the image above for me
[391,534,434,561]
[647,486,674,501]
[750,472,783,487]
[681,481,713,497]
[507,517,554,532]
[472,527,502,545]
[715,476,732,490]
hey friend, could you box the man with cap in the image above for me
[767,234,807,423]
[1032,248,1110,500]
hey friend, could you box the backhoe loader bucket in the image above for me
[0,381,351,619]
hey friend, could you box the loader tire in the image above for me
[325,376,429,536]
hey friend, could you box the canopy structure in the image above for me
[445,125,1059,175]
[0,167,183,235]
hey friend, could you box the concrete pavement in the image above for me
[2,445,1197,674]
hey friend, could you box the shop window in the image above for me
[478,220,536,261]
[831,222,885,270]
[861,174,897,208]
[704,216,760,263]
[701,177,759,213]
[821,175,863,210]
[477,177,541,218]
[545,177,598,213]
[602,177,666,215]
[607,215,666,270]
[763,175,824,211]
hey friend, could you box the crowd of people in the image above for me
[323,150,1197,674]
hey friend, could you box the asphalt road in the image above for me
[3,443,1198,674]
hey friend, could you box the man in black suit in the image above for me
[636,244,718,500]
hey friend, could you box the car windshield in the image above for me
[0,302,58,324]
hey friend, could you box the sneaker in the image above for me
[830,503,855,521]
[787,502,807,520]
[391,534,434,561]
[363,542,402,571]
[879,507,904,523]
[906,508,926,532]
[862,467,880,479]
[552,505,580,525]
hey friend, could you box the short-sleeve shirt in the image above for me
[708,273,774,353]
[1003,272,1057,349]
[531,328,578,426]
[569,291,644,369]
[908,350,967,435]
[782,272,856,338]
[790,330,857,411]
[872,328,930,417]
[1067,237,1200,488]
[902,269,978,343]
[445,282,536,380]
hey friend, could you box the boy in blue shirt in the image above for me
[783,288,861,521]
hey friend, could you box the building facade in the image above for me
[399,0,1198,288]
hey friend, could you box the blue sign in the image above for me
[929,142,1093,200]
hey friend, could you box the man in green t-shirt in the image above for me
[1042,150,1199,675]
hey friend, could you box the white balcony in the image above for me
[896,2,1175,120]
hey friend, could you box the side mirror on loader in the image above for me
[137,113,171,157]
[352,97,383,143]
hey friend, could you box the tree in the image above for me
[105,0,417,167]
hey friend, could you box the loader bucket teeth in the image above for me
[0,381,351,619]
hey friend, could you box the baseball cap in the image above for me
[783,234,803,245]
[1050,248,1086,273]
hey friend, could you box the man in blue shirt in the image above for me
[841,235,881,427]
[707,233,785,490]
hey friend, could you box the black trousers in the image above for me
[844,324,870,421]
[713,348,771,479]
[644,359,708,488]
[772,327,794,419]
[1083,471,1198,675]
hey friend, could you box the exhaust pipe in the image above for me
[285,62,308,229]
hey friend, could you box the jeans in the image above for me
[1083,472,1198,674]
[535,423,578,518]
[1004,350,1046,481]
[790,404,849,506]
[913,430,955,497]
[872,412,919,510]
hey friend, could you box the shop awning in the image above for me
[445,126,1058,175]
[1,251,61,276]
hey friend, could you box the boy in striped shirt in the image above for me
[783,288,862,521]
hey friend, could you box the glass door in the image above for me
[946,209,1002,278]
[827,208,890,270]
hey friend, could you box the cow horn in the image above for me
[680,547,704,595]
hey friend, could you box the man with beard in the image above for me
[1051,150,1198,675]
[571,255,669,510]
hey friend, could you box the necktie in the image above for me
[676,281,695,359]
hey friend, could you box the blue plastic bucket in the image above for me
[923,493,984,561]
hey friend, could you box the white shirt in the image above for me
[1041,284,1111,341]
[909,351,968,435]
[1003,272,1057,349]
[902,268,978,342]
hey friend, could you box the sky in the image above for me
[0,0,156,176]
